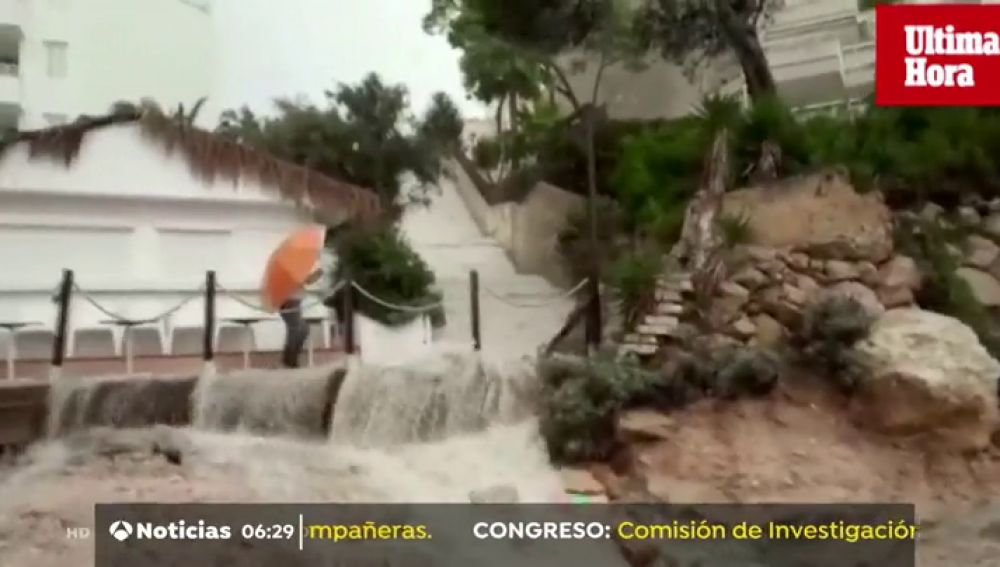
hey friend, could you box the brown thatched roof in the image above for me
[0,108,381,223]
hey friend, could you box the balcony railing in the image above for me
[718,35,874,112]
[841,40,875,88]
[770,0,859,29]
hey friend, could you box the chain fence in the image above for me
[9,270,596,371]
[65,274,591,325]
[72,282,206,325]
[479,277,589,308]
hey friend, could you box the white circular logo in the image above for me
[108,520,133,542]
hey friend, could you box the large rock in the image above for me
[757,286,804,328]
[878,255,922,291]
[984,213,1000,238]
[877,255,923,309]
[965,235,1000,269]
[722,171,893,262]
[816,281,886,319]
[956,267,1000,306]
[752,314,786,347]
[826,260,861,282]
[852,309,1000,450]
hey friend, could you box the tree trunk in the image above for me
[715,0,777,102]
[585,110,602,352]
[508,93,518,133]
[671,129,730,273]
[733,33,776,101]
[508,93,520,171]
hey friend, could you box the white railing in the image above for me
[793,98,868,120]
[858,10,876,40]
[769,0,859,29]
[840,40,875,88]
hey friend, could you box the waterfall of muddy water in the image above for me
[191,365,341,439]
[330,347,540,446]
[46,373,193,436]
[0,348,624,566]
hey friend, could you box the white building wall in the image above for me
[4,0,215,129]
[0,123,319,354]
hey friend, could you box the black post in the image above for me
[343,279,355,355]
[51,269,74,368]
[470,270,481,351]
[203,270,216,362]
[585,273,602,353]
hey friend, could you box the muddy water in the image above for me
[0,348,585,566]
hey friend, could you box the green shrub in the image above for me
[537,118,671,198]
[661,344,782,401]
[557,196,629,283]
[332,223,445,328]
[610,118,707,243]
[734,95,811,174]
[607,246,661,328]
[539,351,659,464]
[795,296,874,392]
[472,137,502,170]
[711,346,782,399]
[895,217,1000,358]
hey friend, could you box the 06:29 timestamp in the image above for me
[241,523,296,540]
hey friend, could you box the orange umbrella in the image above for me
[261,225,325,312]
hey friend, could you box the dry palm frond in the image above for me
[0,106,381,223]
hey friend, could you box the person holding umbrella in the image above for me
[263,224,341,369]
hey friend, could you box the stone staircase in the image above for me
[618,272,694,357]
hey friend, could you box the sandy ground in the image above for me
[601,378,1000,566]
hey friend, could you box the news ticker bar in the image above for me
[95,503,916,567]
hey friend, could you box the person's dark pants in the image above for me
[280,298,309,368]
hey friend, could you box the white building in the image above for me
[0,108,378,376]
[0,0,215,131]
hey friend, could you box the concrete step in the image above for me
[619,343,658,356]
[655,289,683,302]
[622,333,657,345]
[655,302,684,315]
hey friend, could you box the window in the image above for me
[44,41,67,78]
[43,113,67,126]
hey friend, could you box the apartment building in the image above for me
[563,0,880,120]
[0,0,215,132]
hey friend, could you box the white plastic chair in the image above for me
[12,302,56,362]
[118,297,169,357]
[167,297,207,356]
[105,297,172,373]
[69,296,118,359]
[216,295,273,369]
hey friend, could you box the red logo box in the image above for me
[876,4,1000,106]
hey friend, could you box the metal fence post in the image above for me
[585,274,602,354]
[203,270,216,362]
[343,279,355,355]
[470,270,481,351]
[51,269,74,371]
